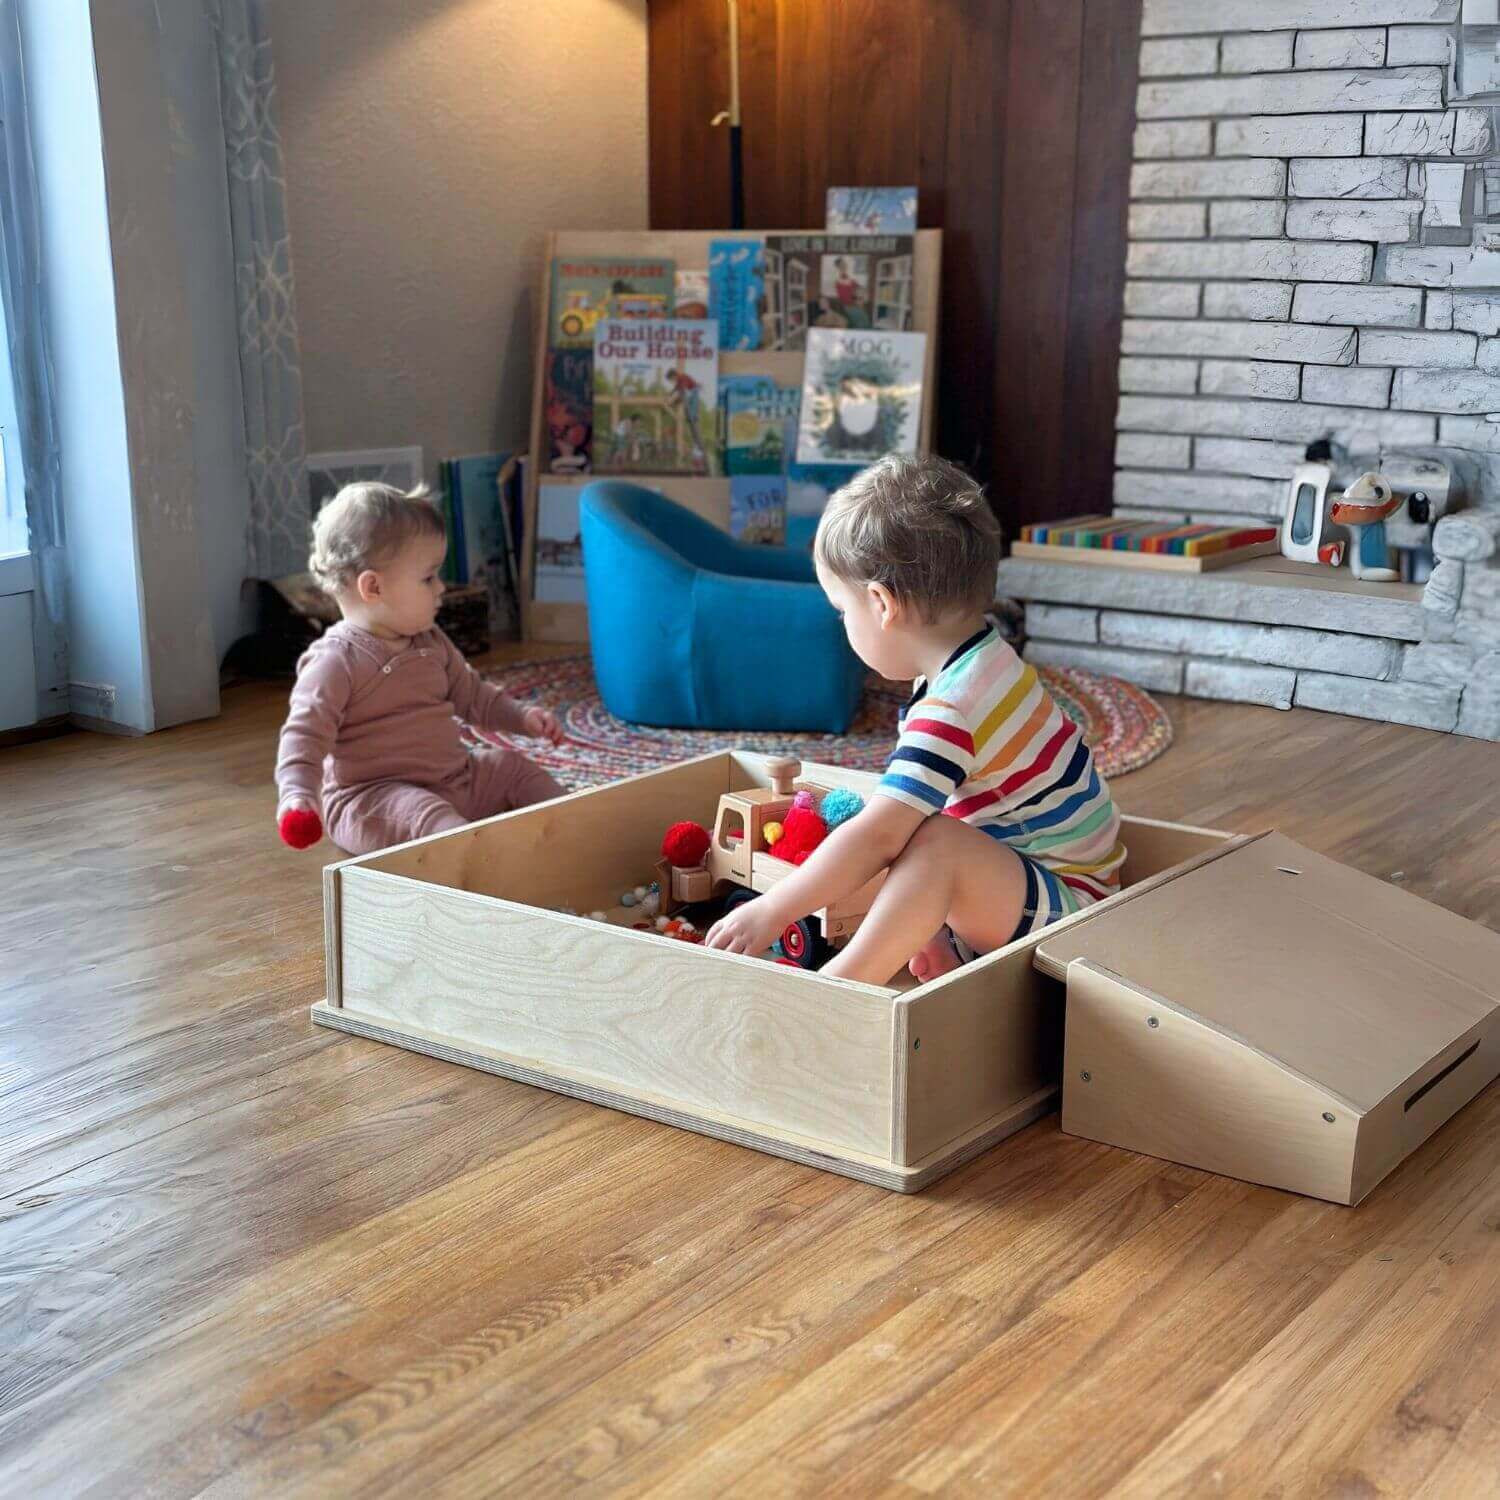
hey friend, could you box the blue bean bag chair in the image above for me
[578,482,866,732]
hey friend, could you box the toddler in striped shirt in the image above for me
[705,453,1126,986]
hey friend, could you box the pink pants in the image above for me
[325,747,565,855]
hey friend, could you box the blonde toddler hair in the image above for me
[308,481,444,592]
[815,453,1001,621]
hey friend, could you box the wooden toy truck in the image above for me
[655,756,883,966]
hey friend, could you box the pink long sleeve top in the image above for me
[274,622,530,815]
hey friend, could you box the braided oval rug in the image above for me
[469,654,1172,791]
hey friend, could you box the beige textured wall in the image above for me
[269,0,649,474]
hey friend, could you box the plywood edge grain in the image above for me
[322,863,342,1008]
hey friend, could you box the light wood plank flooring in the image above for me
[2,660,1499,1496]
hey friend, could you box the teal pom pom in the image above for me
[821,787,864,829]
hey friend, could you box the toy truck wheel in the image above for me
[722,887,757,913]
[776,917,825,970]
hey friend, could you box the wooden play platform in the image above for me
[313,749,1500,1202]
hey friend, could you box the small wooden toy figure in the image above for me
[1330,471,1402,583]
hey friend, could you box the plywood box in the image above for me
[313,751,1235,1192]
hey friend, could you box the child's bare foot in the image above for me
[909,928,963,984]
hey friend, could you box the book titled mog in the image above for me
[796,328,926,467]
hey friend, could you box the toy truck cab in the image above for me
[658,758,886,968]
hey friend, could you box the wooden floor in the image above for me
[3,660,1500,1497]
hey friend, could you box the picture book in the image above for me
[708,239,763,350]
[673,268,710,320]
[446,452,520,632]
[544,347,594,475]
[730,475,787,546]
[725,378,802,476]
[548,257,674,349]
[826,186,918,234]
[438,462,459,585]
[533,484,587,605]
[592,318,720,476]
[760,234,915,351]
[796,328,926,466]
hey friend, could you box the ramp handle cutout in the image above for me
[1405,1040,1481,1114]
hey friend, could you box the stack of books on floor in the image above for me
[1013,515,1279,573]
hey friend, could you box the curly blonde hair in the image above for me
[815,453,1001,622]
[308,481,444,592]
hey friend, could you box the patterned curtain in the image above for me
[204,0,308,579]
[0,0,65,622]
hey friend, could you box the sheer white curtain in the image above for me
[204,0,309,580]
[0,0,63,613]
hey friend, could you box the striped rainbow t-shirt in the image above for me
[876,623,1126,921]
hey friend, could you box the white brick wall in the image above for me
[1123,319,1355,363]
[1216,115,1363,157]
[1142,2,1457,34]
[1209,200,1288,237]
[1132,159,1287,198]
[1288,283,1422,326]
[1137,69,1443,121]
[1139,38,1219,78]
[1386,27,1453,67]
[1300,365,1394,408]
[1357,329,1476,368]
[1294,29,1386,71]
[1285,199,1421,241]
[1195,437,1307,478]
[1134,120,1212,159]
[1103,1,1500,738]
[1128,202,1207,239]
[1288,157,1411,198]
[1127,239,1372,282]
[1221,34,1294,74]
[1364,111,1492,156]
[1124,281,1201,317]
[1198,359,1303,399]
[1202,281,1293,320]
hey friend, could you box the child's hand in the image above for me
[705,896,783,957]
[522,705,567,746]
[278,799,323,850]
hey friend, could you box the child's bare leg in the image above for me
[820,816,1029,987]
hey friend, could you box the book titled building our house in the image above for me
[760,234,915,352]
[796,328,926,467]
[592,318,720,476]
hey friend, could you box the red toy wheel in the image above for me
[778,918,824,970]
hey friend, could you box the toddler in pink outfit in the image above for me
[275,481,565,854]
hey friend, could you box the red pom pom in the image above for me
[662,820,711,867]
[279,807,323,850]
[775,804,828,863]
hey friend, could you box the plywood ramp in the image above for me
[1041,832,1500,1204]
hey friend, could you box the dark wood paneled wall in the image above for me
[647,0,1142,533]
